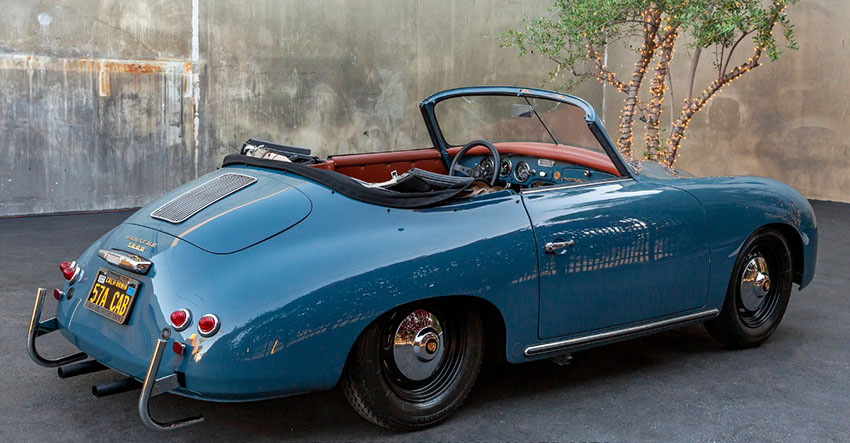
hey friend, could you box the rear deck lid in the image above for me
[125,167,312,253]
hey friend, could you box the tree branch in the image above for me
[564,46,652,117]
[663,0,790,167]
[664,47,763,166]
[722,30,753,75]
[718,44,725,81]
[686,46,702,104]
[579,48,629,93]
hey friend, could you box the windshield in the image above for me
[433,95,605,154]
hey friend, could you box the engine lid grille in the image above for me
[150,173,257,224]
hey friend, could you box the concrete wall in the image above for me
[0,0,599,216]
[0,0,843,216]
[0,1,196,216]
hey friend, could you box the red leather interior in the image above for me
[310,142,619,183]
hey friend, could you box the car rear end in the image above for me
[53,224,189,382]
[26,165,315,430]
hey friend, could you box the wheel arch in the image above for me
[760,223,805,285]
[339,294,509,376]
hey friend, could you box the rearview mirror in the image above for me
[511,104,534,118]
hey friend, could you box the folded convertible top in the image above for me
[222,154,474,209]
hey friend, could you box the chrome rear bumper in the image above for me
[138,330,204,431]
[26,288,87,367]
[26,287,204,432]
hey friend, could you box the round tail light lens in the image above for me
[53,288,62,301]
[170,309,191,331]
[197,314,220,337]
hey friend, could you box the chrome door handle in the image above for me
[544,240,575,253]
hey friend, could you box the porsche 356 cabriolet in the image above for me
[27,86,817,432]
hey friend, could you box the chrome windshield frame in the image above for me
[419,86,633,178]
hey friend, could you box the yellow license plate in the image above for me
[84,267,141,324]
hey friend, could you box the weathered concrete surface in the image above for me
[0,55,196,215]
[0,0,197,216]
[197,0,599,171]
[0,1,192,60]
[598,0,848,202]
[1,200,848,441]
[0,0,599,216]
[1,0,843,215]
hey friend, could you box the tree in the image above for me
[500,0,799,167]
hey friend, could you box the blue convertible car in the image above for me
[27,86,817,431]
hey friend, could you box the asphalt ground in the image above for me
[1,200,848,442]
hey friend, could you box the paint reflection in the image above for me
[539,213,687,278]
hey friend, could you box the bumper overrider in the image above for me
[26,287,204,431]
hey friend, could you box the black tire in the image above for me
[341,301,484,431]
[705,228,793,348]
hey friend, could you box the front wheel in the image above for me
[342,302,484,431]
[705,228,793,348]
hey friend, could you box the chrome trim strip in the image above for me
[98,249,152,275]
[26,288,87,367]
[524,309,719,356]
[520,177,631,194]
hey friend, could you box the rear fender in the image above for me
[79,178,540,401]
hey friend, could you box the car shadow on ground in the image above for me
[132,323,729,438]
[471,323,727,403]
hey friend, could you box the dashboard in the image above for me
[458,154,618,189]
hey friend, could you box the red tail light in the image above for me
[197,314,220,337]
[172,341,186,355]
[170,309,191,331]
[59,261,81,283]
[53,288,62,301]
[60,261,75,280]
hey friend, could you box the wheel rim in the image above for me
[380,308,465,403]
[737,246,782,328]
[392,310,445,381]
[739,255,771,311]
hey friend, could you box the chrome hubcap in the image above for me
[392,309,444,381]
[740,255,771,311]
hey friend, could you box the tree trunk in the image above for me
[616,8,662,157]
[645,25,678,159]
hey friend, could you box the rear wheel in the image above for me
[705,228,793,348]
[342,302,484,431]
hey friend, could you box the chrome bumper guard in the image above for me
[27,288,87,367]
[27,288,203,432]
[138,329,204,431]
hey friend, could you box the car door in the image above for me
[521,178,710,339]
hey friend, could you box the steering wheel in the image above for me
[448,140,501,186]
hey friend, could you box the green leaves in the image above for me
[499,0,652,90]
[691,0,799,61]
[500,0,799,90]
[499,0,799,164]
